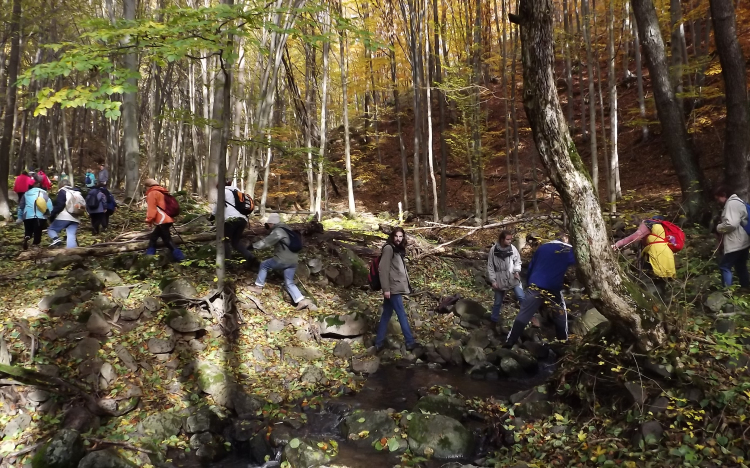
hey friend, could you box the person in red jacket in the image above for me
[35,169,52,190]
[144,178,185,261]
[13,171,35,223]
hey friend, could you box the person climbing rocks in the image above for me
[144,178,185,261]
[714,185,750,288]
[505,233,576,348]
[85,183,108,235]
[18,174,53,250]
[248,213,312,310]
[35,168,52,190]
[97,162,109,187]
[48,179,84,248]
[373,227,419,353]
[487,230,525,325]
[208,180,255,266]
[13,171,34,224]
[612,216,676,279]
[84,168,96,189]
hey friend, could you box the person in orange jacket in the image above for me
[144,178,185,260]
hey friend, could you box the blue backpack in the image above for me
[743,203,750,236]
[85,173,94,186]
[280,227,303,253]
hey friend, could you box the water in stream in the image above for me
[169,360,555,468]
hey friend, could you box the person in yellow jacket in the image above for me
[612,216,676,279]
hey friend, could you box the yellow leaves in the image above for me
[357,430,369,439]
[577,431,587,442]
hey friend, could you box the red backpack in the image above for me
[646,219,685,252]
[159,193,181,218]
[367,255,382,291]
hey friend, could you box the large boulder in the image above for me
[462,346,486,366]
[184,406,225,434]
[92,270,123,286]
[31,428,84,468]
[413,395,466,420]
[499,357,524,378]
[318,313,367,337]
[454,299,486,324]
[571,308,609,336]
[351,356,380,374]
[189,432,223,462]
[195,361,233,396]
[138,411,183,440]
[87,311,112,335]
[406,414,473,459]
[38,289,73,312]
[146,338,175,354]
[282,438,332,468]
[77,448,137,468]
[168,310,206,333]
[341,410,397,446]
[705,291,728,314]
[162,278,198,298]
[69,338,100,360]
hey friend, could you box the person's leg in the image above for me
[719,251,738,287]
[735,247,750,288]
[230,220,254,261]
[255,258,279,287]
[146,226,160,254]
[390,294,415,346]
[48,219,63,243]
[90,213,100,234]
[506,288,544,346]
[374,298,395,347]
[102,213,109,231]
[282,265,304,303]
[158,224,177,251]
[22,220,33,249]
[490,289,506,323]
[223,220,236,258]
[548,291,569,341]
[65,222,79,248]
[513,284,526,303]
[33,220,46,245]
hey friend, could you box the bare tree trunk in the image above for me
[514,0,666,350]
[122,0,140,199]
[563,0,575,129]
[511,26,523,214]
[670,0,686,109]
[338,6,356,215]
[632,0,708,221]
[425,11,439,222]
[608,0,620,208]
[581,0,598,193]
[710,0,750,200]
[315,5,330,218]
[434,0,447,216]
[633,12,649,142]
[304,38,316,211]
[0,0,20,220]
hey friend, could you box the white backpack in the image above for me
[64,188,86,216]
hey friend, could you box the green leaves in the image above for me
[288,438,300,449]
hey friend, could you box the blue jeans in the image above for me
[491,285,526,322]
[720,247,750,288]
[48,220,79,248]
[256,258,304,303]
[375,294,415,347]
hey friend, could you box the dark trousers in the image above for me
[91,213,108,234]
[23,219,47,245]
[720,247,750,288]
[15,192,24,202]
[224,218,254,261]
[148,223,176,251]
[506,286,568,346]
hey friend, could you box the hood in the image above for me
[147,185,168,195]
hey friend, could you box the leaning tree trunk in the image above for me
[631,0,708,221]
[710,0,749,201]
[0,0,21,220]
[513,0,666,350]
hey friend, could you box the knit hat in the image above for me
[59,179,71,188]
[266,213,280,224]
[144,178,159,187]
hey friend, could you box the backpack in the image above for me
[228,189,254,216]
[646,219,685,252]
[279,227,303,253]
[159,193,181,218]
[368,255,382,291]
[105,192,117,212]
[35,193,48,215]
[64,189,86,216]
[86,189,101,210]
[85,173,94,186]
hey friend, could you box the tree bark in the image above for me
[632,12,649,142]
[0,0,21,220]
[581,0,598,193]
[514,0,666,350]
[122,0,140,199]
[315,5,330,218]
[338,7,356,215]
[608,0,620,209]
[631,0,708,221]
[710,0,749,200]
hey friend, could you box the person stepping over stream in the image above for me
[373,227,420,353]
[247,213,313,310]
[487,230,525,327]
[505,232,576,349]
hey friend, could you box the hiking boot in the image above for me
[247,285,264,295]
[145,247,157,255]
[172,248,186,261]
[50,237,63,248]
[405,342,422,352]
[22,236,30,250]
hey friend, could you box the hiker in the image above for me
[208,180,255,265]
[13,171,34,202]
[98,162,109,187]
[505,233,576,348]
[98,183,117,227]
[487,230,525,324]
[48,179,84,248]
[248,213,312,309]
[612,216,676,279]
[35,169,52,190]
[373,227,419,352]
[144,178,185,261]
[714,185,750,288]
[86,184,108,234]
[84,168,96,189]
[18,174,53,250]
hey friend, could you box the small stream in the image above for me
[168,360,555,468]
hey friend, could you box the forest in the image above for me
[0,0,748,466]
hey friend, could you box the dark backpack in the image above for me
[104,190,116,212]
[159,193,181,218]
[742,202,750,237]
[368,255,382,291]
[280,227,303,253]
[228,189,254,216]
[85,189,101,210]
[85,173,94,186]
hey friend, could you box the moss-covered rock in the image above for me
[406,413,473,459]
[341,410,397,446]
[31,428,84,468]
[282,438,332,467]
[412,394,467,420]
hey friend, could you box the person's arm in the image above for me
[512,245,522,273]
[526,249,538,283]
[50,191,66,219]
[717,201,743,234]
[44,192,53,214]
[379,245,394,295]
[614,222,650,249]
[18,194,26,218]
[486,248,497,285]
[252,228,284,250]
[145,192,157,224]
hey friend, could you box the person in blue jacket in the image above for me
[86,184,108,234]
[18,174,53,250]
[505,232,577,348]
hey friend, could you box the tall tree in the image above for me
[710,0,749,200]
[0,0,21,220]
[338,3,356,215]
[631,0,708,221]
[122,0,140,198]
[513,0,666,350]
[581,0,598,193]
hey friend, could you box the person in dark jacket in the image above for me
[97,183,116,227]
[487,230,525,324]
[86,184,108,234]
[49,179,83,248]
[374,227,418,352]
[505,233,576,348]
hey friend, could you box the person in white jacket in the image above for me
[714,185,750,288]
[487,230,525,323]
[209,181,255,265]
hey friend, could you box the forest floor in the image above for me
[0,191,748,468]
